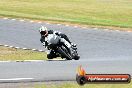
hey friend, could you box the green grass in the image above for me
[34,82,132,88]
[5,82,131,88]
[0,46,47,61]
[39,82,132,88]
[0,0,132,28]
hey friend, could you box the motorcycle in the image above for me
[45,33,80,60]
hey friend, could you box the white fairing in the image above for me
[46,33,71,49]
[46,34,60,45]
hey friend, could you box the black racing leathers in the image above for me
[40,30,72,59]
[40,30,71,47]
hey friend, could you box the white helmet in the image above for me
[39,26,48,36]
[39,26,47,32]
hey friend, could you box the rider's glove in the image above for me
[55,32,59,36]
[54,31,61,36]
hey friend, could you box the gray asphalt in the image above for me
[0,18,132,82]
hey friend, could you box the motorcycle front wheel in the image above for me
[57,47,72,60]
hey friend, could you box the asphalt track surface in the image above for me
[0,18,132,83]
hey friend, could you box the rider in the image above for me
[39,26,76,59]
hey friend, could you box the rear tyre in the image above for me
[47,54,53,59]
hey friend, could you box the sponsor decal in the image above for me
[76,66,131,85]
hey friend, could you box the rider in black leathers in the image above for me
[39,26,76,59]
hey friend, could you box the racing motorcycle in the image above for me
[45,33,80,60]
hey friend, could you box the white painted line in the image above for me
[24,60,44,62]
[38,50,44,52]
[0,60,44,62]
[9,46,14,48]
[47,59,66,61]
[93,28,98,30]
[104,29,109,31]
[46,22,50,24]
[11,19,16,21]
[116,30,119,31]
[30,20,34,23]
[22,48,27,50]
[20,19,24,22]
[4,45,9,47]
[0,61,10,63]
[3,17,8,19]
[82,27,87,29]
[0,78,34,81]
[127,31,131,32]
[65,25,69,27]
[0,60,40,62]
[57,24,61,26]
[32,49,37,51]
[15,47,20,49]
[74,26,78,28]
[38,21,42,23]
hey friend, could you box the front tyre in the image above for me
[74,55,80,60]
[57,47,72,60]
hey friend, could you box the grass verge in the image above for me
[34,82,132,88]
[0,46,47,61]
[0,0,132,29]
[1,82,132,88]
